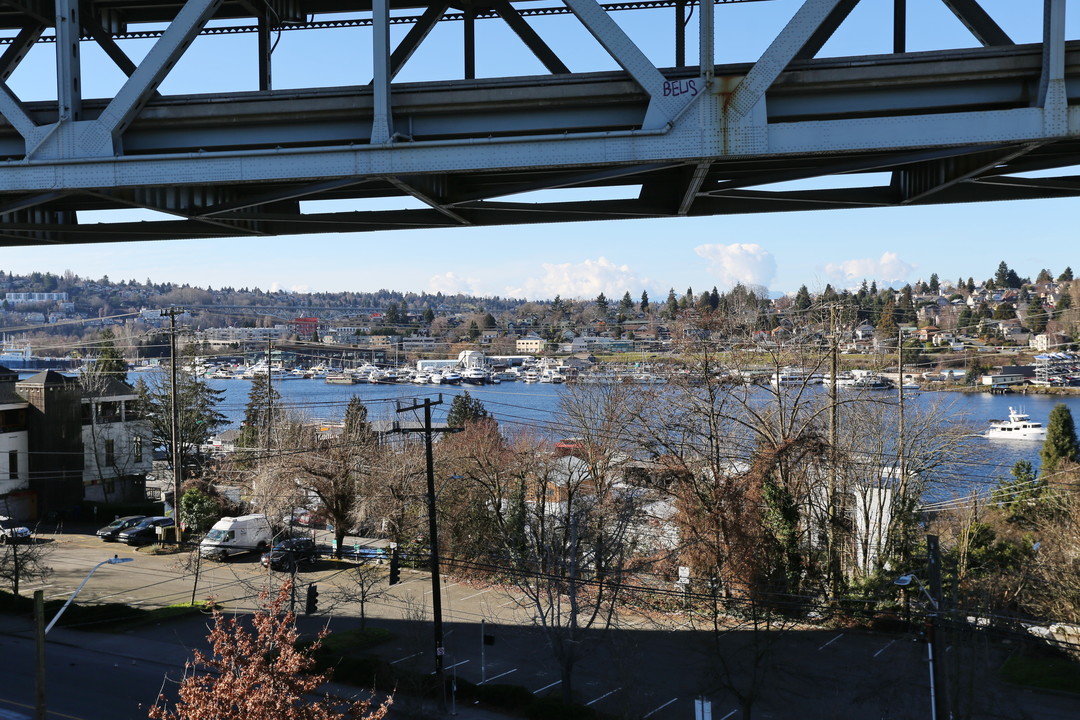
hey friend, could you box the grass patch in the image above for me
[0,589,206,631]
[318,626,393,654]
[1002,648,1080,694]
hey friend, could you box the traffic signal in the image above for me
[305,583,319,614]
[389,553,401,585]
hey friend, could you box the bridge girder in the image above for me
[0,0,1075,245]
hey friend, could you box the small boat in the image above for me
[441,371,462,385]
[325,373,358,385]
[985,407,1046,440]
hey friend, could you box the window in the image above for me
[8,450,16,479]
[104,439,116,467]
[133,435,143,463]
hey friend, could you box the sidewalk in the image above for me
[0,612,518,720]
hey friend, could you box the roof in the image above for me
[79,376,136,399]
[0,383,26,406]
[16,370,78,387]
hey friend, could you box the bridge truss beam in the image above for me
[0,0,1075,245]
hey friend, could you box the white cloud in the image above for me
[694,243,777,289]
[824,251,916,285]
[504,257,645,300]
[428,271,482,296]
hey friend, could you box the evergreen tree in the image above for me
[423,306,435,324]
[665,288,678,318]
[239,373,281,447]
[994,261,1011,288]
[897,285,916,324]
[992,303,1016,320]
[877,297,897,331]
[1041,403,1079,474]
[1058,266,1073,282]
[92,329,127,377]
[619,291,634,313]
[1036,268,1054,284]
[967,277,976,293]
[447,391,490,428]
[793,285,812,311]
[991,460,1043,526]
[640,290,649,314]
[135,369,226,473]
[343,396,371,437]
[468,321,480,340]
[708,286,720,311]
[1025,300,1048,334]
[595,292,609,316]
[928,273,940,294]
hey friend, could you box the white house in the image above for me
[0,366,29,514]
[80,377,153,504]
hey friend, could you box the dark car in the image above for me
[117,516,174,546]
[96,515,148,541]
[260,537,319,571]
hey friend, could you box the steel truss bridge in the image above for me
[0,0,1077,245]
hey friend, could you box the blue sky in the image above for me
[3,0,1078,300]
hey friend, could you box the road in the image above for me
[0,526,1075,720]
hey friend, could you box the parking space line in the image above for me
[390,652,422,665]
[818,633,843,651]
[586,688,621,706]
[480,669,517,684]
[533,680,561,695]
[460,589,491,601]
[437,659,469,674]
[643,697,678,718]
[874,639,896,658]
[425,581,459,596]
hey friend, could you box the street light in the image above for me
[36,555,133,720]
[894,573,948,720]
[893,573,939,611]
[45,556,134,634]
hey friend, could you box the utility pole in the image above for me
[395,394,455,712]
[266,337,273,455]
[827,304,840,601]
[34,589,44,720]
[161,307,185,544]
[926,534,950,720]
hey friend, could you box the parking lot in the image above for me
[6,525,1078,719]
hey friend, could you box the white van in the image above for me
[200,514,273,560]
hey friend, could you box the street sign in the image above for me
[677,566,690,585]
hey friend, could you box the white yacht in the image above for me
[985,408,1047,440]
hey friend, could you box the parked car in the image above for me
[96,515,148,541]
[260,537,320,571]
[117,516,174,546]
[0,516,31,544]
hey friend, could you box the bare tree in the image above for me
[336,562,389,631]
[0,541,52,596]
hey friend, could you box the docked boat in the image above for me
[441,371,462,385]
[770,367,821,388]
[985,408,1046,440]
[461,367,489,385]
[325,373,359,385]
